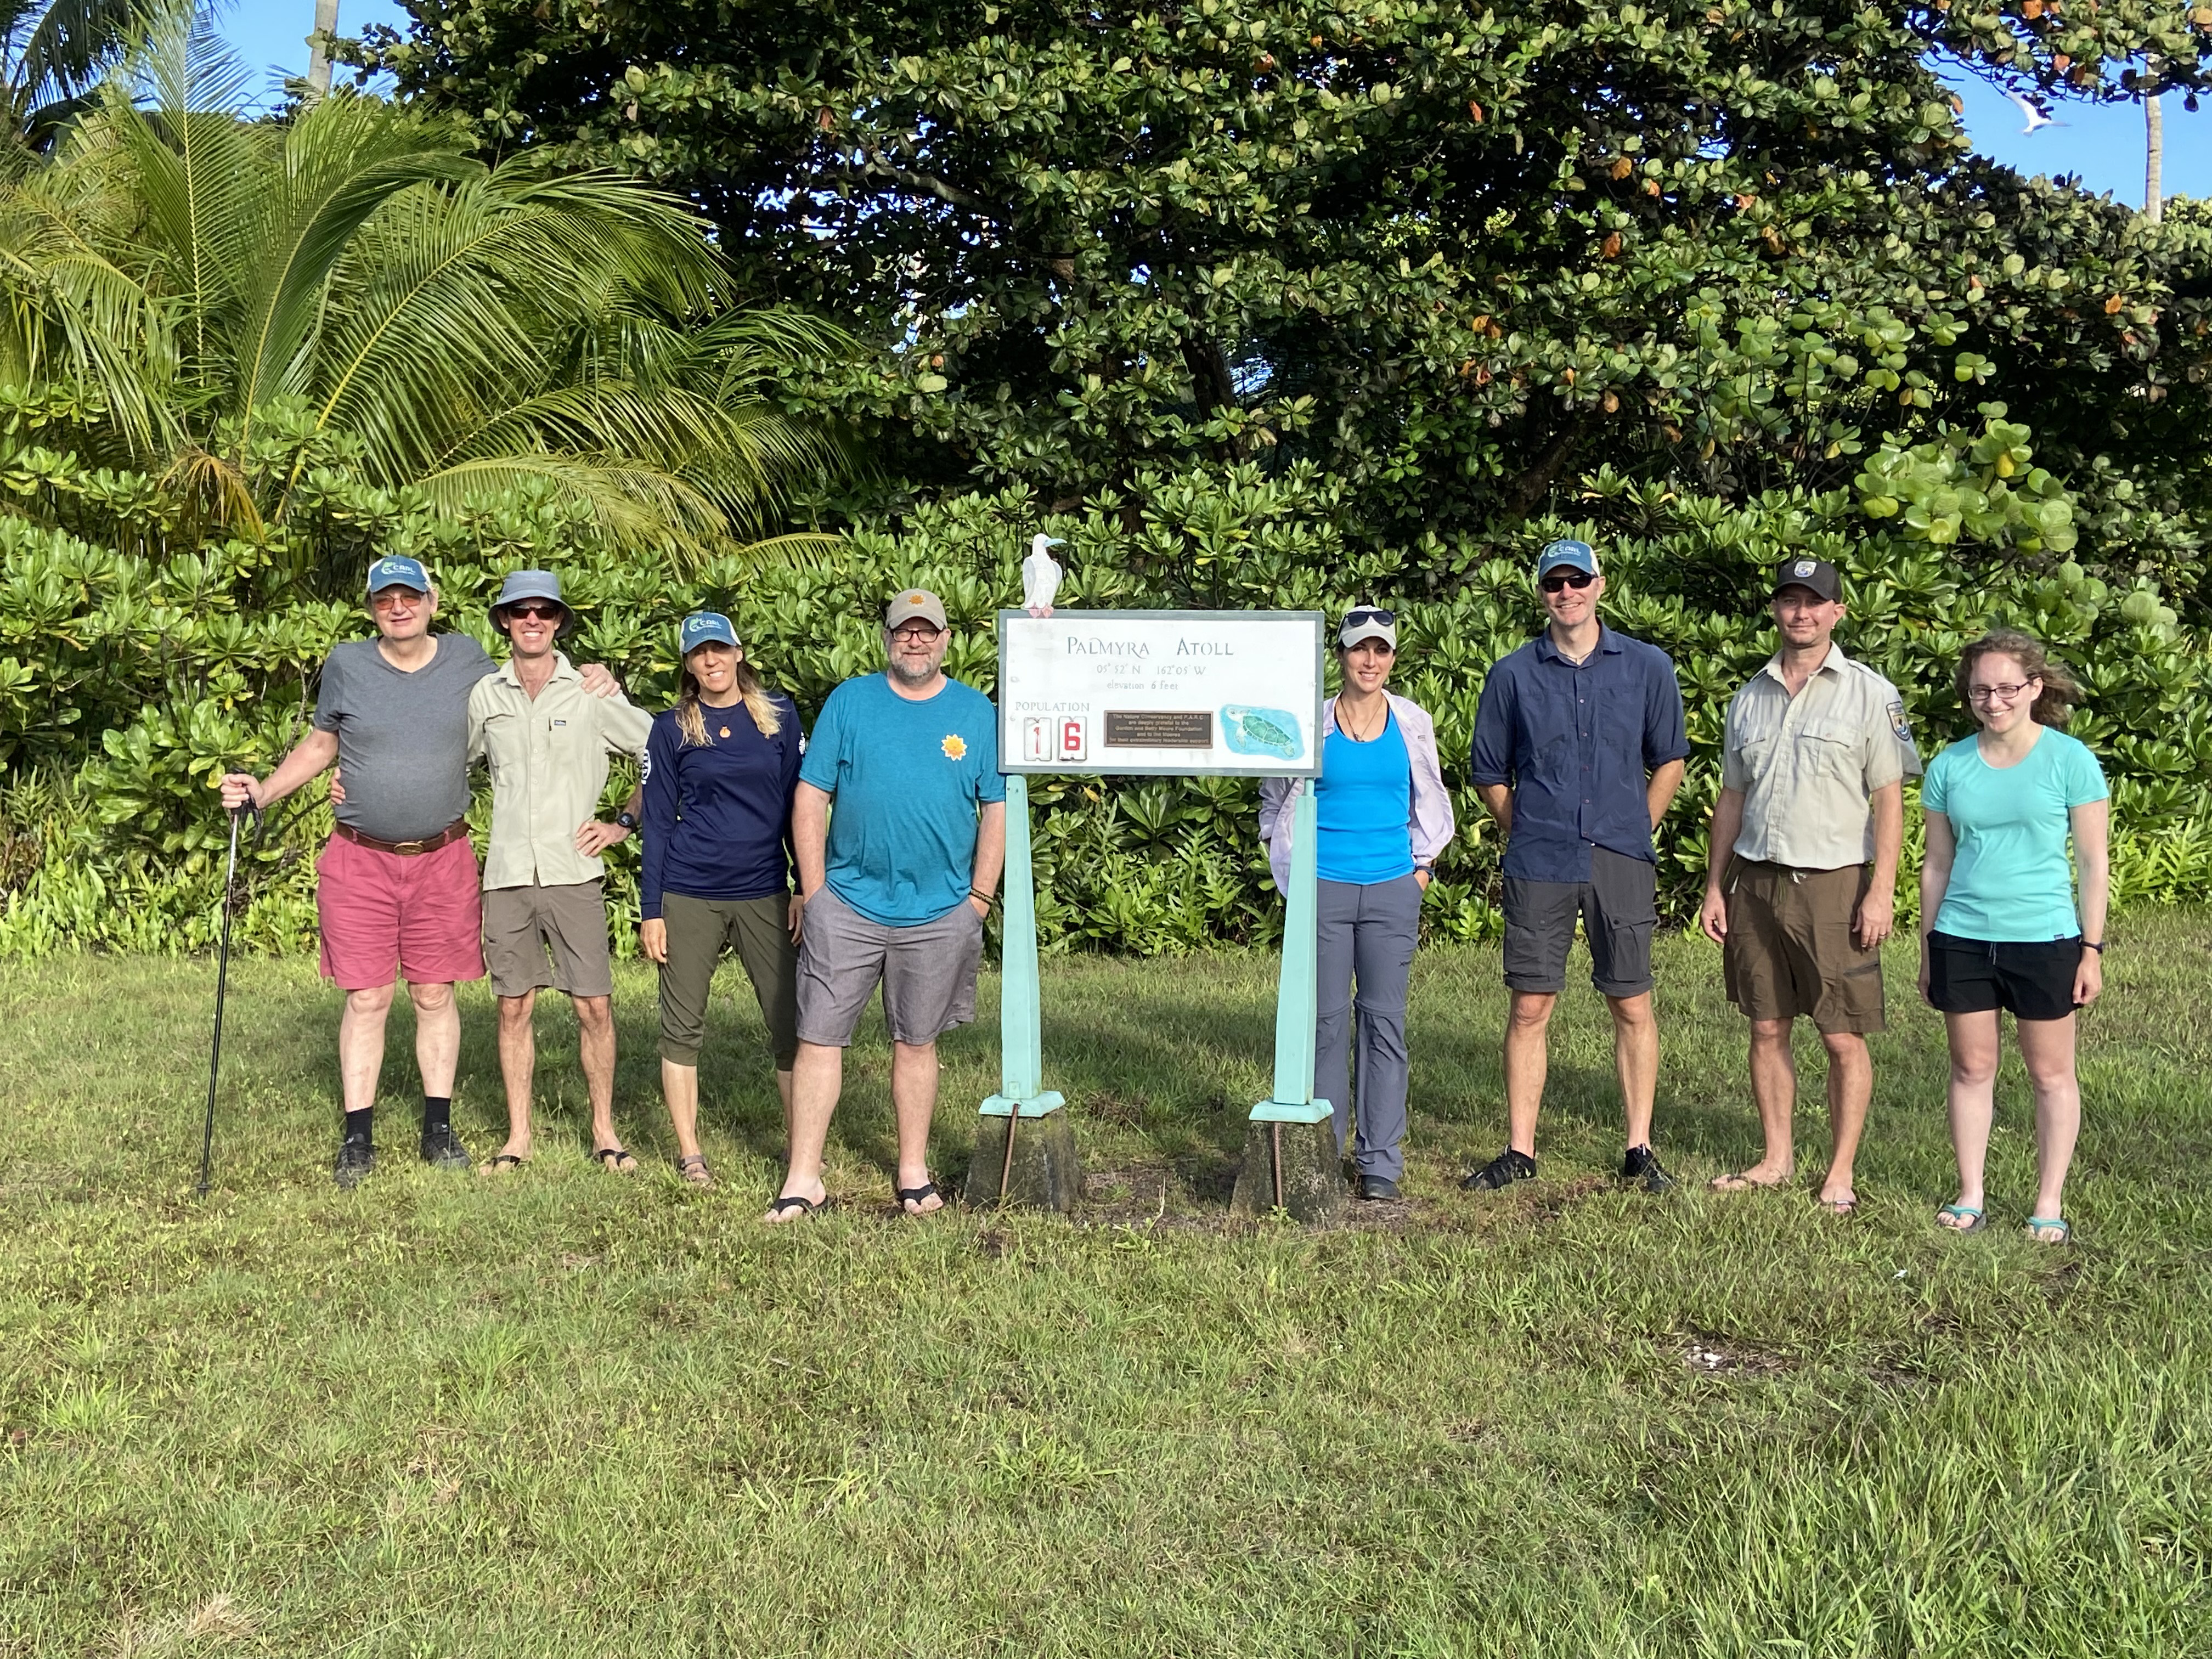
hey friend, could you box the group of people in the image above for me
[1282,540,2106,1243]
[218,539,2111,1242]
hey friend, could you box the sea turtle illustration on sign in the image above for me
[1221,704,1304,761]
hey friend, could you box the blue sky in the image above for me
[217,2,2203,208]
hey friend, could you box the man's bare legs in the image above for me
[1502,990,1555,1157]
[492,990,618,1161]
[337,978,458,1118]
[1606,990,1658,1149]
[1731,1020,1867,1202]
[768,1039,942,1220]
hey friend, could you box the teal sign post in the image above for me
[972,610,1336,1217]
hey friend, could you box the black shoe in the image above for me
[1460,1148,1537,1190]
[334,1134,375,1189]
[420,1122,472,1172]
[1622,1144,1674,1193]
[1358,1175,1401,1201]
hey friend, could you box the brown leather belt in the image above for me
[333,819,471,857]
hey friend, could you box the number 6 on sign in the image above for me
[1021,715,1088,765]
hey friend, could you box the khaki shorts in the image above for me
[482,879,614,1000]
[795,885,985,1048]
[657,892,799,1068]
[1722,859,1884,1033]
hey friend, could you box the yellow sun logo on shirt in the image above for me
[941,734,968,760]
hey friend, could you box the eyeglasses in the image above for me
[1967,678,2039,704]
[889,622,943,642]
[370,587,425,607]
[1540,571,1597,593]
[1343,608,1396,629]
[504,603,563,622]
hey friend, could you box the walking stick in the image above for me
[198,800,258,1197]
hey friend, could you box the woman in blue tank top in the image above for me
[1919,629,2108,1245]
[1259,607,1455,1199]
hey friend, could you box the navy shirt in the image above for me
[1470,625,1689,883]
[639,694,803,919]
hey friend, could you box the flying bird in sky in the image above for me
[1023,534,1065,616]
[2007,91,2061,134]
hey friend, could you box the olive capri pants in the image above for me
[656,893,800,1069]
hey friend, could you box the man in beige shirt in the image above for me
[467,570,653,1173]
[1699,558,1922,1214]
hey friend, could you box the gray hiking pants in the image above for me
[1314,873,1423,1181]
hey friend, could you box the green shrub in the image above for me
[0,413,2204,958]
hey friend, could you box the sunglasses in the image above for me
[504,603,563,622]
[1540,571,1598,594]
[1342,607,1396,630]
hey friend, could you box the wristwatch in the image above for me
[614,810,639,832]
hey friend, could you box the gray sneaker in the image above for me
[419,1122,472,1172]
[334,1133,375,1189]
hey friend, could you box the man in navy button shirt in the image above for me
[1465,539,1690,1194]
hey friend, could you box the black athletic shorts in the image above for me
[1925,931,2083,1022]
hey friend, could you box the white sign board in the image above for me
[997,610,1325,777]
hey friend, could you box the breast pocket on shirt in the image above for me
[1799,719,1860,779]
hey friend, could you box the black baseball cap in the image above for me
[1773,557,1842,603]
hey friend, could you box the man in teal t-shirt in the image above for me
[766,588,1007,1223]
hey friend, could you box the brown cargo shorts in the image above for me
[482,879,614,1000]
[1721,858,1885,1033]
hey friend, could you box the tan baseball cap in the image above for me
[884,588,948,630]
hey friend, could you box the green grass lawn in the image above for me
[3,915,2209,1657]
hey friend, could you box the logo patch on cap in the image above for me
[907,592,925,604]
[1794,560,1816,578]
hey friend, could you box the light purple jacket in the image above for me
[1258,692,1456,894]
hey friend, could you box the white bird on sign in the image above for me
[2007,91,2061,134]
[1023,534,1066,617]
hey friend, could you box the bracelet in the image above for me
[2082,940,2106,952]
[970,888,997,906]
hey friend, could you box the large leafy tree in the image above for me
[0,17,854,574]
[363,0,2212,596]
[0,0,158,145]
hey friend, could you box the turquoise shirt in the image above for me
[799,674,1006,926]
[1316,709,1416,885]
[1922,727,2107,941]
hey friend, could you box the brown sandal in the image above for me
[674,1154,714,1189]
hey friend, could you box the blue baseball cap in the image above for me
[679,611,740,654]
[1536,538,1600,577]
[366,555,432,595]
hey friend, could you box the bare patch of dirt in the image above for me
[1681,1327,1797,1379]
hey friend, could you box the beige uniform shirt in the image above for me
[468,653,653,890]
[1721,644,1922,870]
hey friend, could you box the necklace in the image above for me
[1336,696,1387,742]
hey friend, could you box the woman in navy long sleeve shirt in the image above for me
[638,612,803,1187]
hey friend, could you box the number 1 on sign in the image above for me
[1023,715,1086,764]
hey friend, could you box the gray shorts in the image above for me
[795,885,985,1048]
[482,879,614,1000]
[1502,847,1657,998]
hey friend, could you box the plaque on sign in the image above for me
[1105,709,1212,748]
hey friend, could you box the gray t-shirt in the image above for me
[312,634,494,842]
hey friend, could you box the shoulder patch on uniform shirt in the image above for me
[1888,699,1911,741]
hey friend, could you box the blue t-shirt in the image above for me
[638,695,803,919]
[1316,709,1415,885]
[1922,727,2107,941]
[1470,625,1689,883]
[799,674,1006,926]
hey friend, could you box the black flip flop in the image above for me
[591,1146,639,1173]
[896,1181,943,1216]
[765,1193,823,1220]
[478,1152,526,1176]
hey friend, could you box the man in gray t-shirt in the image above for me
[219,556,618,1189]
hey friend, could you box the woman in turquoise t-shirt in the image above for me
[1918,628,2109,1245]
[1258,608,1455,1200]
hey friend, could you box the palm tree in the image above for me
[1,0,157,146]
[0,13,855,566]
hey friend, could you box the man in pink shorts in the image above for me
[219,556,617,1188]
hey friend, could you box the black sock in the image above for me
[343,1107,373,1144]
[422,1096,451,1135]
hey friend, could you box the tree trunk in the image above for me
[2145,89,2163,225]
[307,0,342,99]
